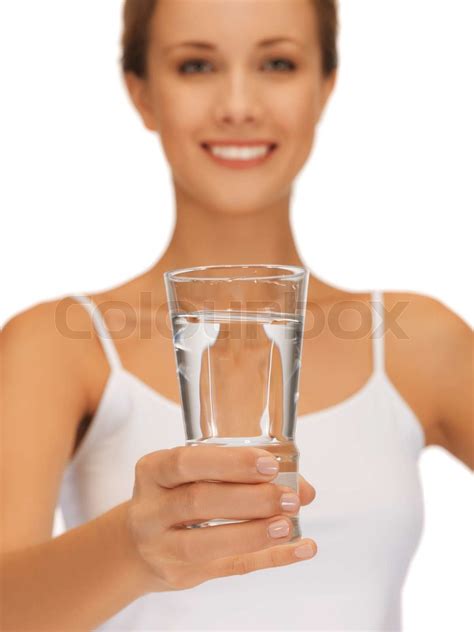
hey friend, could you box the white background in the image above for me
[1,1,472,630]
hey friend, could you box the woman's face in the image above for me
[126,0,336,215]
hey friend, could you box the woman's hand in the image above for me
[126,445,317,591]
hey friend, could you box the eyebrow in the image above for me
[163,37,302,53]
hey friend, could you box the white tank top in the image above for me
[59,290,425,631]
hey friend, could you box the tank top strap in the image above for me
[71,294,122,371]
[370,290,386,375]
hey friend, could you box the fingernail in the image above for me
[280,493,300,512]
[256,456,279,475]
[268,520,290,538]
[294,544,315,559]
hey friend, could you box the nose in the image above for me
[213,68,263,126]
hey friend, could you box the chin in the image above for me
[202,186,289,215]
[175,176,289,215]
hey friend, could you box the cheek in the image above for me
[151,76,188,120]
[270,82,319,138]
[154,98,200,167]
[157,85,206,138]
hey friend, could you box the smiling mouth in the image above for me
[200,143,278,166]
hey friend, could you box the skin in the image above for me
[125,0,336,278]
[1,2,472,620]
[117,0,471,466]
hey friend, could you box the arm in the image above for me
[386,291,472,467]
[0,302,155,631]
[430,299,473,470]
[0,501,154,631]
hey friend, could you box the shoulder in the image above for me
[382,290,467,328]
[3,296,97,351]
[2,298,72,351]
[2,297,103,413]
[383,291,472,466]
[382,290,470,359]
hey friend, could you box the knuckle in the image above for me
[230,554,255,576]
[268,547,282,568]
[182,481,202,516]
[171,446,188,478]
[135,454,152,479]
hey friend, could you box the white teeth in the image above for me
[208,145,271,160]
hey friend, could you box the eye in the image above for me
[263,58,297,72]
[178,59,213,74]
[177,57,297,75]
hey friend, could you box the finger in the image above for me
[161,480,299,528]
[202,537,317,584]
[298,474,317,506]
[165,514,299,565]
[136,445,280,493]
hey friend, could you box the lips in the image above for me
[200,141,278,169]
[201,140,278,148]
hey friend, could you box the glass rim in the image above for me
[164,263,307,283]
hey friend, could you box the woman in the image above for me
[1,0,471,630]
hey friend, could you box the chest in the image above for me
[63,376,424,630]
[68,380,425,580]
[88,300,435,442]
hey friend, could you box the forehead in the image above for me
[150,0,317,52]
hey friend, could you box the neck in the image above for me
[158,189,304,271]
[144,187,339,305]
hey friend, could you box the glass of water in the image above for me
[163,264,309,541]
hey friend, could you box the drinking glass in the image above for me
[164,264,309,541]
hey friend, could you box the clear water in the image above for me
[171,310,304,541]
